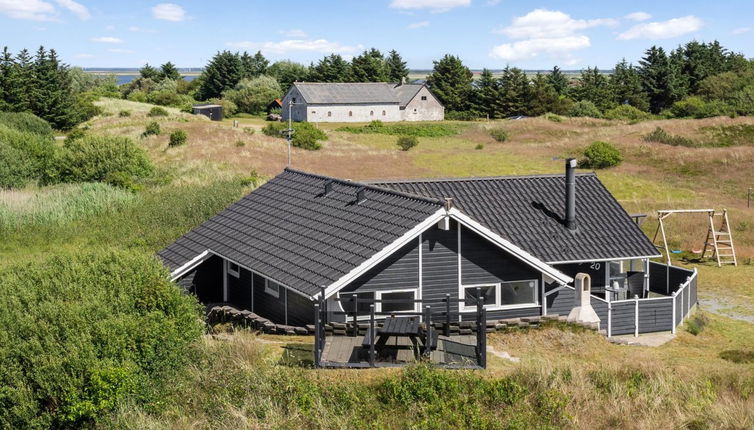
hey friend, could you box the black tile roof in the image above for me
[371,173,660,263]
[159,168,443,296]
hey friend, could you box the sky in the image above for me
[0,0,753,70]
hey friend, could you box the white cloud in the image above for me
[281,29,307,38]
[624,11,651,22]
[226,39,363,56]
[91,36,123,43]
[490,9,615,63]
[108,48,135,54]
[389,0,470,13]
[152,3,186,21]
[55,0,89,20]
[732,27,751,35]
[129,25,157,33]
[494,9,617,39]
[407,20,429,29]
[618,16,703,40]
[0,0,56,21]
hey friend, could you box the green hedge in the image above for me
[337,120,461,137]
[0,251,203,428]
[579,141,622,169]
[0,112,54,137]
[262,122,326,150]
[0,125,56,188]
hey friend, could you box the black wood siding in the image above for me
[556,262,607,293]
[638,299,673,333]
[227,267,252,310]
[461,306,540,321]
[253,273,286,324]
[187,255,223,303]
[546,285,575,316]
[341,238,420,294]
[461,226,541,285]
[610,302,635,335]
[421,223,459,314]
[287,289,315,326]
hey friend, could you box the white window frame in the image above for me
[376,288,419,314]
[460,279,539,312]
[227,261,240,278]
[264,279,280,298]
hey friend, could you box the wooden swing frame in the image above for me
[653,209,737,268]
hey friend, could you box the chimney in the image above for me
[565,158,577,230]
[323,179,333,196]
[355,187,366,204]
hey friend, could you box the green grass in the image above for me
[337,121,464,137]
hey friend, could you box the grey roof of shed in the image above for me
[371,174,660,263]
[393,84,424,107]
[158,168,443,296]
[293,82,399,105]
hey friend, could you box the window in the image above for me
[461,280,537,311]
[421,96,427,101]
[339,291,375,314]
[265,279,280,298]
[413,108,417,113]
[382,110,386,116]
[370,110,374,116]
[227,261,240,278]
[349,111,353,117]
[311,110,316,114]
[327,111,332,117]
[377,289,418,313]
[292,97,296,103]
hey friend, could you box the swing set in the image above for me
[653,208,738,267]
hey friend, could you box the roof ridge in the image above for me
[368,172,597,185]
[293,82,393,85]
[283,168,445,206]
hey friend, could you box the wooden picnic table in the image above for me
[363,316,437,359]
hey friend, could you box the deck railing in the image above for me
[314,288,487,369]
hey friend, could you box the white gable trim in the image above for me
[169,250,211,281]
[447,208,573,286]
[319,207,447,299]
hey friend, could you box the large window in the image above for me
[461,280,537,311]
[264,279,280,298]
[377,289,418,313]
[339,291,374,314]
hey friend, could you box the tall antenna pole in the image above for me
[287,99,293,167]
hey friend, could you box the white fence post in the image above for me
[680,285,685,325]
[686,276,692,314]
[671,291,677,334]
[607,293,612,337]
[634,295,639,337]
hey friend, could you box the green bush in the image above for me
[579,141,622,169]
[669,96,733,119]
[604,105,653,121]
[168,130,188,147]
[0,141,34,188]
[118,110,131,117]
[568,100,602,118]
[51,135,153,189]
[143,121,161,137]
[147,106,169,117]
[0,112,54,137]
[686,312,709,336]
[475,143,484,150]
[445,110,480,121]
[338,122,460,137]
[544,113,563,122]
[397,135,418,151]
[67,127,86,141]
[126,90,148,103]
[0,251,203,428]
[643,127,697,147]
[0,124,56,186]
[489,127,508,142]
[262,122,326,150]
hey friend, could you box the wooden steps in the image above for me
[702,209,737,267]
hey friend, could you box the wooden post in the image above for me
[480,307,487,369]
[445,293,451,337]
[314,303,321,367]
[352,293,358,337]
[671,290,677,334]
[424,305,432,357]
[320,286,327,324]
[476,289,484,367]
[369,304,376,367]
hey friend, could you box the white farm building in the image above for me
[281,82,445,123]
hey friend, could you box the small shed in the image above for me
[267,98,283,114]
[192,104,223,121]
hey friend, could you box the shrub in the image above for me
[475,143,484,150]
[686,312,709,336]
[604,105,653,121]
[397,135,418,151]
[0,112,54,137]
[445,110,480,121]
[126,90,148,103]
[118,110,131,117]
[168,130,188,147]
[337,122,460,137]
[579,141,622,169]
[51,135,153,188]
[643,127,696,147]
[143,121,161,137]
[0,124,56,186]
[243,127,255,135]
[0,141,34,188]
[147,106,169,117]
[240,169,262,187]
[568,100,602,118]
[262,122,326,150]
[489,127,508,142]
[669,96,733,119]
[223,75,282,114]
[67,127,86,141]
[0,251,203,428]
[544,113,563,122]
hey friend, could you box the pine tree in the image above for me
[498,67,531,116]
[139,63,160,80]
[31,47,77,129]
[425,54,473,112]
[309,54,353,82]
[240,51,269,78]
[10,48,34,112]
[547,66,569,95]
[385,50,409,83]
[639,46,682,113]
[610,59,648,111]
[268,60,309,91]
[159,62,181,81]
[571,67,614,112]
[351,48,387,82]
[528,73,561,116]
[475,68,500,118]
[197,51,243,99]
[0,47,11,111]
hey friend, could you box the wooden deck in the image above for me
[320,334,480,368]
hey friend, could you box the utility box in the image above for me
[192,104,223,121]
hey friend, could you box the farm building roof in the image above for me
[293,82,399,105]
[392,84,424,107]
[371,174,661,263]
[159,168,444,296]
